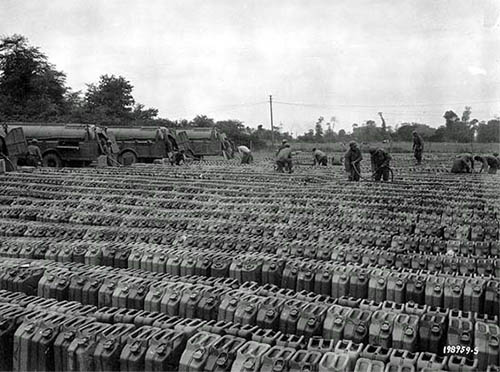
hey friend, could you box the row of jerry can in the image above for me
[2,246,500,320]
[1,293,498,372]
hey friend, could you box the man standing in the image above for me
[26,139,42,167]
[412,131,424,165]
[276,143,293,173]
[312,148,328,166]
[238,145,253,164]
[369,147,392,181]
[344,141,362,181]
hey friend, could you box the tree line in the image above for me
[1,34,498,147]
[297,108,499,144]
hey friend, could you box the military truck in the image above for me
[178,127,234,159]
[12,122,119,167]
[0,124,28,171]
[107,126,193,165]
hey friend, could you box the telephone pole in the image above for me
[269,95,275,147]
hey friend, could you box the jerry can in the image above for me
[360,299,383,312]
[394,254,411,269]
[11,319,38,371]
[386,273,407,304]
[166,255,182,276]
[475,321,500,370]
[231,341,271,371]
[419,313,446,352]
[392,314,418,352]
[307,337,336,353]
[204,334,246,371]
[160,283,192,316]
[447,355,478,372]
[353,358,385,372]
[369,310,396,348]
[234,296,262,326]
[447,317,473,351]
[134,311,165,327]
[344,308,371,344]
[361,345,391,363]
[331,267,352,298]
[82,276,103,307]
[111,279,134,309]
[141,251,156,272]
[98,279,118,308]
[318,352,350,372]
[459,258,477,276]
[337,296,362,308]
[256,296,285,331]
[218,291,248,323]
[350,268,370,300]
[95,307,121,324]
[384,363,415,372]
[66,322,112,372]
[84,246,102,266]
[314,268,333,296]
[114,308,144,325]
[323,305,350,341]
[381,301,403,314]
[114,248,131,269]
[251,328,282,345]
[279,299,306,335]
[288,349,322,372]
[404,275,425,305]
[93,323,136,372]
[442,257,460,275]
[179,285,208,319]
[443,277,464,310]
[198,287,229,321]
[152,314,183,329]
[281,265,299,290]
[53,316,94,372]
[424,276,445,308]
[225,323,260,341]
[275,333,305,349]
[485,280,500,318]
[144,328,187,372]
[335,340,364,371]
[296,267,316,293]
[127,249,143,270]
[403,302,427,317]
[368,269,389,303]
[389,349,418,367]
[427,255,443,273]
[119,326,162,371]
[241,260,263,284]
[144,282,171,313]
[260,345,296,372]
[410,255,427,271]
[361,249,379,266]
[180,256,197,277]
[416,353,448,371]
[0,306,29,371]
[296,303,327,338]
[151,253,168,274]
[474,313,498,326]
[68,275,87,304]
[476,258,495,276]
[463,277,486,314]
[261,260,284,287]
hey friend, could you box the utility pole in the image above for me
[269,95,275,147]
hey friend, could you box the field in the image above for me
[285,141,500,154]
[0,154,499,371]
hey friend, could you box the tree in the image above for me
[0,34,68,120]
[314,116,324,140]
[190,115,215,127]
[476,119,500,143]
[84,74,135,124]
[462,106,472,123]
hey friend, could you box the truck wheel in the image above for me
[43,153,62,168]
[119,151,137,166]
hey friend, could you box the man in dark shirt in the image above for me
[312,148,328,166]
[344,141,362,181]
[369,147,392,181]
[451,154,474,173]
[474,154,499,174]
[412,131,424,165]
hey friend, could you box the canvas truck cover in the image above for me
[107,127,162,141]
[0,126,28,157]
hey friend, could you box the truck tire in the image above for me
[119,151,137,166]
[43,153,62,168]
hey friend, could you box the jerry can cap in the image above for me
[404,328,414,336]
[103,339,115,350]
[266,309,276,318]
[290,308,299,317]
[431,325,441,334]
[130,341,141,353]
[193,347,205,360]
[378,278,385,285]
[381,322,390,332]
[273,358,285,372]
[356,324,366,334]
[243,357,256,369]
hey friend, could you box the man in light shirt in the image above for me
[237,145,253,164]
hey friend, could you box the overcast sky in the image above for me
[1,0,499,135]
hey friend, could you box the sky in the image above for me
[1,0,500,135]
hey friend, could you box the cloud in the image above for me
[468,66,487,76]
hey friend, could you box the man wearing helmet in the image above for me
[344,141,362,181]
[369,147,392,181]
[412,131,424,165]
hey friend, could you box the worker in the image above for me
[412,131,424,165]
[276,142,293,173]
[312,148,328,166]
[276,139,289,154]
[26,139,42,167]
[172,150,187,166]
[344,141,362,181]
[105,139,117,166]
[369,147,392,181]
[474,154,499,174]
[451,154,474,174]
[237,145,253,164]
